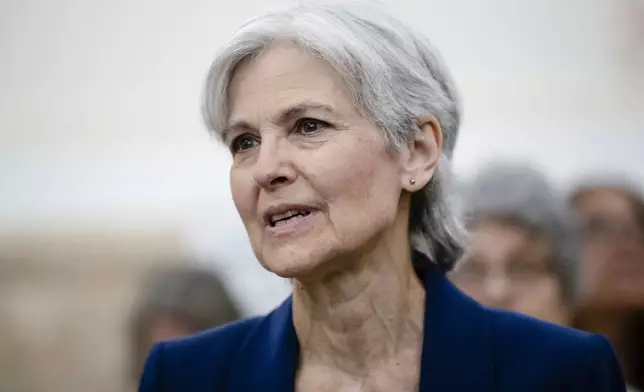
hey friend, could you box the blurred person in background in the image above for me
[454,168,643,392]
[128,265,240,386]
[570,181,644,391]
[451,163,578,326]
[139,1,625,391]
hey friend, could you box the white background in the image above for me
[1,0,642,314]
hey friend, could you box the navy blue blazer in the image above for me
[140,258,626,391]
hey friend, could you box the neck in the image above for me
[575,307,630,344]
[292,241,426,377]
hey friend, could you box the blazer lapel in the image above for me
[226,297,298,392]
[418,258,496,391]
[227,254,495,392]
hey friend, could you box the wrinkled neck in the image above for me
[292,244,425,376]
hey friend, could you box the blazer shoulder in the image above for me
[139,316,263,392]
[489,308,595,350]
[163,315,262,356]
[487,308,626,391]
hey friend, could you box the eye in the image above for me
[584,217,615,239]
[507,261,546,280]
[230,133,260,154]
[295,118,328,135]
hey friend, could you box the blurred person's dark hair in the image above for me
[568,177,644,390]
[128,264,241,383]
[458,162,580,305]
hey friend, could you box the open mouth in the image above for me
[268,209,312,227]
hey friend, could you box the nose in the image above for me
[253,138,296,190]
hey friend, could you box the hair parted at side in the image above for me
[202,0,465,271]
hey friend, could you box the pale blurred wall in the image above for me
[0,3,642,388]
[0,228,185,391]
[1,0,643,313]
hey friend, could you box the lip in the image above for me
[261,203,321,236]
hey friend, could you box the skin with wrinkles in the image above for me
[226,42,441,391]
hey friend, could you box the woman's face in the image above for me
[574,189,644,309]
[452,220,569,325]
[225,43,416,279]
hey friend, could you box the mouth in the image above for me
[266,208,312,228]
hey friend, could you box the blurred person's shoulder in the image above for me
[139,297,295,392]
[486,307,624,390]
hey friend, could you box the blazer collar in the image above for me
[417,253,495,390]
[227,252,495,391]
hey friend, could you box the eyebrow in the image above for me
[223,101,337,142]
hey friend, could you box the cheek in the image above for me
[581,248,609,286]
[229,168,256,222]
[526,279,564,309]
[311,135,399,208]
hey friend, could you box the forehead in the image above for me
[227,42,355,121]
[576,189,635,222]
[468,220,551,264]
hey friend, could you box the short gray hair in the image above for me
[202,0,465,271]
[462,163,580,304]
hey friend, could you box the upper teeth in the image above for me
[269,210,309,225]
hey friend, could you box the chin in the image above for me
[257,242,338,280]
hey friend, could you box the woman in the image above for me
[570,181,644,391]
[129,265,240,385]
[452,163,577,326]
[140,2,625,391]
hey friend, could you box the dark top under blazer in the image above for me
[139,254,626,391]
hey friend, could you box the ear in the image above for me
[399,116,443,191]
